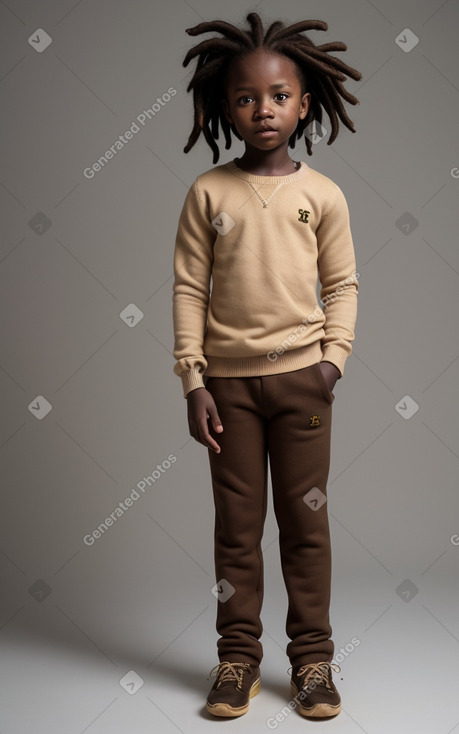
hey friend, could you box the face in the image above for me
[221,49,310,154]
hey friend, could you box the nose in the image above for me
[254,96,274,118]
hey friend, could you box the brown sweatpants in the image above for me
[206,362,336,668]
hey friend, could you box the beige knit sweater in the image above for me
[172,159,358,398]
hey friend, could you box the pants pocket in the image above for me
[311,362,335,403]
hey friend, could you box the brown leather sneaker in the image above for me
[289,661,341,718]
[206,661,261,717]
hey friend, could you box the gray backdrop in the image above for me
[1,1,458,732]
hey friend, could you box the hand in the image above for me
[187,387,223,453]
[319,361,341,394]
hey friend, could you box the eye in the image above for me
[275,93,289,101]
[238,96,253,105]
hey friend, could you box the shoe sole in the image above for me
[290,680,341,718]
[206,677,261,717]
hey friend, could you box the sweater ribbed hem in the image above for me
[204,342,324,378]
[180,342,350,397]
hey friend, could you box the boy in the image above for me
[172,12,360,719]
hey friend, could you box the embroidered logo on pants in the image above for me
[309,414,320,427]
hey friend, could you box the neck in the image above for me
[235,147,298,176]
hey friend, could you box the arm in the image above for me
[172,180,215,397]
[172,180,223,452]
[316,184,359,387]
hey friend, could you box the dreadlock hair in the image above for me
[182,12,362,163]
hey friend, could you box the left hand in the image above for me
[319,361,341,394]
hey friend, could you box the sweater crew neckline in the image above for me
[226,158,309,185]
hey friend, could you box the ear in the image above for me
[299,92,311,120]
[221,97,233,124]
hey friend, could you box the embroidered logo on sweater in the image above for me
[298,209,310,223]
[309,414,320,427]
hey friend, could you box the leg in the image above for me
[264,363,335,666]
[206,376,268,666]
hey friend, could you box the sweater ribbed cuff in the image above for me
[181,370,206,399]
[320,346,352,378]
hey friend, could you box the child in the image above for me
[172,12,361,719]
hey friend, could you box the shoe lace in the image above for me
[288,662,340,692]
[208,661,252,690]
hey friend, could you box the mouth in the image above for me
[255,127,278,136]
